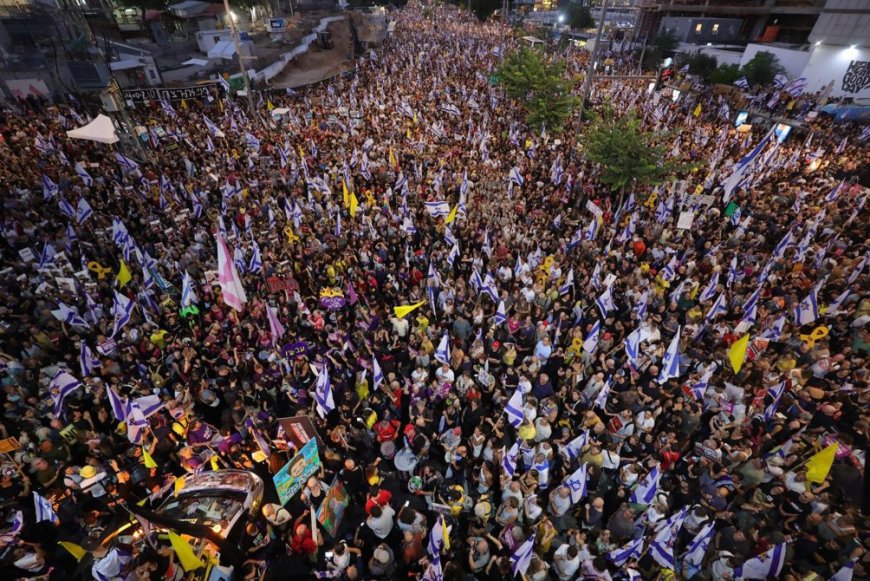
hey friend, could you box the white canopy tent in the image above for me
[66,114,119,145]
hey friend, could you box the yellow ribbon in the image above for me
[283,225,299,244]
[87,261,112,280]
[799,326,828,348]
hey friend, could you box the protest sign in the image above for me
[274,439,321,506]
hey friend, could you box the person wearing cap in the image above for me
[367,543,396,577]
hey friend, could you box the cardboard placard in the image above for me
[0,436,21,453]
[677,211,695,230]
[278,415,324,451]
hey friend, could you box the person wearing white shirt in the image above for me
[553,544,581,580]
[366,504,395,539]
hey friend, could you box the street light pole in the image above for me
[577,0,608,123]
[223,0,255,115]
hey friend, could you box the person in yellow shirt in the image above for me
[150,328,169,350]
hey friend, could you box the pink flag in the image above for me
[266,304,285,346]
[216,232,247,311]
[346,279,358,305]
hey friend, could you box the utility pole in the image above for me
[578,0,608,124]
[223,0,255,115]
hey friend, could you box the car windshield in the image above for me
[158,492,245,535]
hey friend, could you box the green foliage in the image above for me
[740,51,785,86]
[564,3,594,30]
[496,47,579,131]
[708,63,741,85]
[683,53,718,82]
[652,29,679,54]
[584,107,687,193]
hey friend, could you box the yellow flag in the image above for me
[389,148,397,168]
[805,443,838,483]
[413,111,418,125]
[693,103,702,117]
[406,127,412,140]
[218,98,224,113]
[441,515,450,550]
[168,531,204,572]
[342,180,350,207]
[210,455,219,470]
[117,259,132,287]
[142,447,157,469]
[393,300,427,319]
[445,204,458,224]
[267,99,274,112]
[728,334,750,373]
[59,541,87,561]
[180,99,187,110]
[298,145,305,159]
[174,476,185,497]
[349,192,359,218]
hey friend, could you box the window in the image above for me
[695,23,703,33]
[712,23,720,34]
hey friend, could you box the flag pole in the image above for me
[222,0,255,116]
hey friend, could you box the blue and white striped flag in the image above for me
[504,387,524,428]
[561,430,589,461]
[594,379,610,410]
[427,515,450,556]
[629,465,660,504]
[106,385,129,422]
[625,327,641,366]
[502,440,519,478]
[424,200,450,218]
[563,463,588,504]
[181,270,197,307]
[508,166,524,187]
[608,536,644,567]
[733,76,749,89]
[372,356,384,390]
[80,342,101,377]
[726,256,739,288]
[111,290,135,338]
[480,273,499,303]
[596,286,616,317]
[773,73,788,89]
[735,541,788,579]
[422,551,443,581]
[74,162,93,186]
[76,196,94,224]
[50,369,82,417]
[559,269,575,296]
[203,115,225,138]
[762,381,787,421]
[126,400,148,444]
[649,506,690,569]
[794,288,819,326]
[495,300,507,325]
[51,302,90,329]
[248,240,263,273]
[446,242,460,267]
[829,560,855,581]
[434,333,450,365]
[699,272,719,302]
[784,77,807,97]
[134,394,165,418]
[34,492,59,524]
[657,326,682,384]
[825,286,851,315]
[43,174,59,199]
[760,315,786,340]
[314,363,335,418]
[114,152,139,170]
[661,256,678,282]
[705,292,728,322]
[438,103,461,116]
[682,521,716,567]
[689,363,716,400]
[634,290,648,321]
[583,319,601,354]
[58,197,76,219]
[510,532,536,577]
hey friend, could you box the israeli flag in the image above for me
[550,157,564,185]
[705,292,728,322]
[447,242,460,267]
[657,326,682,384]
[80,342,101,377]
[649,506,690,569]
[784,77,807,97]
[629,465,660,504]
[699,272,719,302]
[314,364,336,418]
[829,560,855,581]
[438,103,461,117]
[561,430,589,461]
[76,197,94,224]
[502,440,519,478]
[596,286,616,317]
[661,256,678,282]
[825,286,851,315]
[634,290,648,321]
[248,240,263,273]
[563,463,588,504]
[495,300,507,325]
[114,152,140,170]
[43,174,59,199]
[793,289,819,326]
[508,166,524,187]
[773,230,793,259]
[34,492,59,524]
[773,73,789,89]
[434,334,450,365]
[106,386,129,423]
[762,381,787,421]
[594,379,611,410]
[689,363,716,400]
[733,76,749,89]
[58,197,76,219]
[74,162,94,186]
[583,320,601,354]
[682,521,716,567]
[424,200,451,218]
[51,302,91,329]
[625,327,642,366]
[111,290,135,338]
[847,254,867,285]
[504,387,525,427]
[726,256,739,288]
[760,315,786,341]
[50,369,82,417]
[480,274,499,303]
[509,532,536,577]
[735,541,788,580]
[608,537,644,567]
[559,269,575,296]
[244,132,260,151]
[373,356,384,389]
[203,115,225,138]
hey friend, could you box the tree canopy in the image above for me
[496,47,579,131]
[741,51,785,86]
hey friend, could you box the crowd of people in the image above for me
[0,2,867,580]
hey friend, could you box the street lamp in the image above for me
[558,14,565,23]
